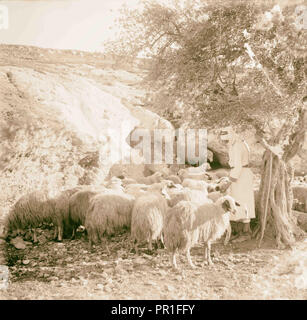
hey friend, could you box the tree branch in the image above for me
[284,106,307,162]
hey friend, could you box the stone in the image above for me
[292,186,307,213]
[10,237,28,250]
[293,211,307,232]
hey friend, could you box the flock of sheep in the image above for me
[3,164,240,269]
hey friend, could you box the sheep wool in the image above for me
[85,193,134,245]
[167,187,211,207]
[125,183,148,198]
[51,187,83,241]
[131,192,168,251]
[5,190,54,240]
[68,189,99,236]
[195,195,238,265]
[207,191,223,203]
[136,172,163,185]
[182,179,208,195]
[164,201,200,269]
[166,175,182,185]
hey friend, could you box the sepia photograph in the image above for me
[0,0,306,303]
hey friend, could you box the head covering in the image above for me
[220,126,237,144]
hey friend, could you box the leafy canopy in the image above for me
[106,0,306,136]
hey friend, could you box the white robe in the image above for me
[227,139,255,222]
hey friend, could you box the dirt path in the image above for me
[1,232,306,300]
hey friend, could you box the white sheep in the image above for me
[68,189,99,238]
[51,187,83,241]
[131,192,168,252]
[207,177,231,193]
[164,195,238,269]
[196,195,238,265]
[85,192,135,248]
[206,169,229,181]
[165,175,182,185]
[122,177,138,186]
[164,200,200,269]
[207,191,222,203]
[124,183,149,198]
[136,172,164,185]
[168,187,212,207]
[146,180,175,193]
[4,190,54,242]
[105,177,125,193]
[178,163,211,181]
[178,170,211,181]
[182,178,208,194]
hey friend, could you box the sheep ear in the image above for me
[205,173,212,180]
[161,187,170,200]
[169,181,176,188]
[235,201,241,207]
[222,199,231,212]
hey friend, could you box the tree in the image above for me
[106,0,307,248]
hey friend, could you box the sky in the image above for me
[0,0,141,52]
[0,0,302,52]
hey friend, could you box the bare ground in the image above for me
[1,230,306,300]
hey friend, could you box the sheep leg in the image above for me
[148,239,153,251]
[70,228,76,240]
[171,252,178,269]
[54,223,64,241]
[207,242,213,266]
[33,229,38,243]
[186,248,196,269]
[160,233,165,249]
[53,228,58,240]
[133,240,139,255]
[204,242,213,266]
[103,238,111,255]
[204,244,208,265]
[224,223,231,246]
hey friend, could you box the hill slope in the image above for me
[0,45,164,217]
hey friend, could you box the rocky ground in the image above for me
[0,228,306,300]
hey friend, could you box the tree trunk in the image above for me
[255,151,304,248]
[254,106,306,248]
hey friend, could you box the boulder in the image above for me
[293,210,307,232]
[292,186,307,213]
[207,127,307,174]
[207,128,264,168]
[10,237,30,250]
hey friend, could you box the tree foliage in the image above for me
[106,0,306,138]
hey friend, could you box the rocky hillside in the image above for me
[0,44,171,217]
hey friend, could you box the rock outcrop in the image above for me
[0,65,140,208]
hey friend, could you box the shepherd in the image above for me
[220,126,255,242]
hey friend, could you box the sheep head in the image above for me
[217,177,231,193]
[218,195,240,215]
[161,185,171,201]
